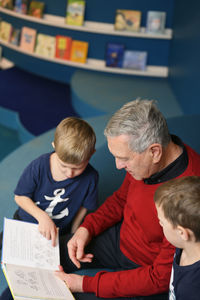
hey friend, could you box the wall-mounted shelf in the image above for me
[0,57,14,69]
[0,39,168,77]
[0,7,172,39]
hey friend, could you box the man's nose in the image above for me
[115,158,125,170]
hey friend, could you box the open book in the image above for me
[1,218,75,300]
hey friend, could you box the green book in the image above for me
[65,0,85,26]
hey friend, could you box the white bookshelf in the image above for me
[0,7,171,77]
[0,57,14,69]
[0,39,168,77]
[0,7,172,39]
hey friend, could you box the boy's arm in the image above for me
[15,195,58,246]
[70,206,87,234]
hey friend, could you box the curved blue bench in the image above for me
[71,69,183,119]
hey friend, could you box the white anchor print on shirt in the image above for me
[43,188,69,219]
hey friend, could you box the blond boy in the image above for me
[154,176,200,300]
[14,117,98,246]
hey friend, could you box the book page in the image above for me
[4,264,74,300]
[2,218,59,270]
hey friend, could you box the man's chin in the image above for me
[127,171,141,181]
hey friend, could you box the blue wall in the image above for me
[169,0,200,114]
[0,0,174,83]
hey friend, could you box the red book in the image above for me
[55,36,72,60]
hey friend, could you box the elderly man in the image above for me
[56,99,200,300]
[2,99,200,300]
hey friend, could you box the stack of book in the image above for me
[105,43,148,71]
[0,20,89,63]
[114,8,167,35]
[0,0,87,25]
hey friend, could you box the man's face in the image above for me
[107,135,156,180]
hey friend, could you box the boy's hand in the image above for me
[55,265,84,292]
[38,213,58,246]
[67,227,93,268]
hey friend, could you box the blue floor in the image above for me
[0,124,21,162]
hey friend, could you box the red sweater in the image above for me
[81,145,200,298]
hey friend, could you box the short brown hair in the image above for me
[54,117,96,164]
[154,176,200,241]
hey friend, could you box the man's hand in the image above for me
[55,265,84,293]
[38,212,58,247]
[67,227,93,268]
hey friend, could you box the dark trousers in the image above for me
[59,222,168,300]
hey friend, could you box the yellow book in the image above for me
[35,33,56,58]
[0,21,12,42]
[70,40,88,63]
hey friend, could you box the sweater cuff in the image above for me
[83,275,97,293]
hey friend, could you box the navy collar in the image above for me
[144,135,188,185]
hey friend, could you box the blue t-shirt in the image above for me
[14,152,98,232]
[169,248,200,300]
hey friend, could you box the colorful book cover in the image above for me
[146,11,166,34]
[14,0,29,14]
[115,9,141,32]
[122,50,147,70]
[0,0,13,9]
[65,0,85,26]
[20,26,37,52]
[0,21,12,42]
[10,27,21,45]
[105,43,125,68]
[70,40,88,63]
[0,45,2,61]
[28,0,45,18]
[55,35,72,60]
[35,33,56,58]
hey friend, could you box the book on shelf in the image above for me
[1,218,74,300]
[65,0,85,26]
[0,45,2,63]
[122,50,147,70]
[114,9,141,32]
[35,33,56,58]
[0,21,12,42]
[70,40,88,63]
[105,43,125,68]
[0,0,13,9]
[55,35,72,60]
[20,26,37,52]
[146,11,166,34]
[14,0,29,14]
[28,0,45,18]
[10,28,21,45]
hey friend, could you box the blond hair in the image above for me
[154,176,200,241]
[54,117,96,164]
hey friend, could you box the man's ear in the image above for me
[52,141,55,149]
[149,144,162,163]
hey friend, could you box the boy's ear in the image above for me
[52,141,55,149]
[177,225,191,241]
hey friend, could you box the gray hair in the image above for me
[104,99,171,153]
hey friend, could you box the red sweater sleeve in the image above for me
[83,237,175,298]
[81,173,130,237]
